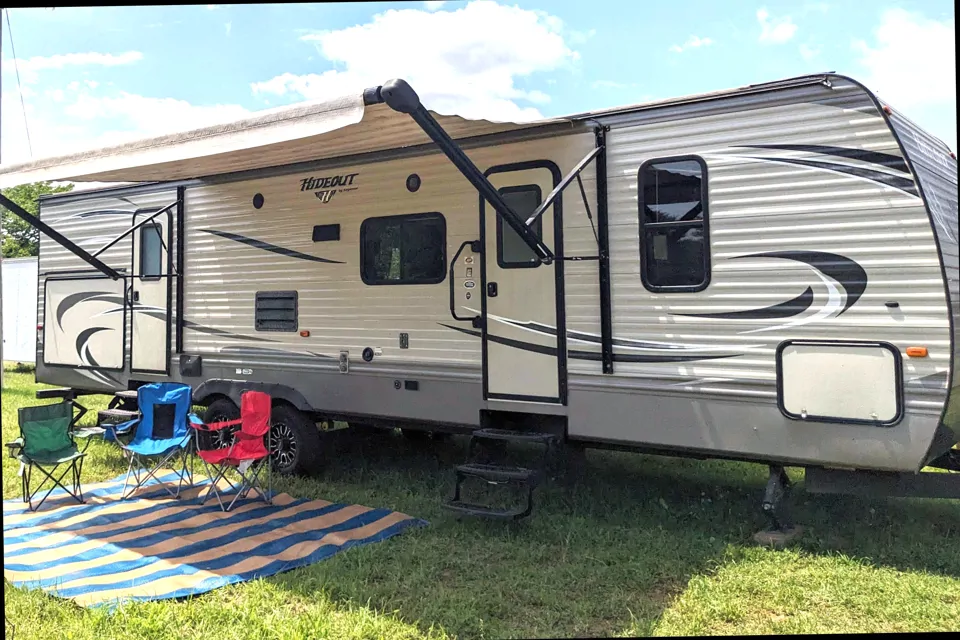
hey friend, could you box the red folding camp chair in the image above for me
[188,391,273,511]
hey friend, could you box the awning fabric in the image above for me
[0,91,571,189]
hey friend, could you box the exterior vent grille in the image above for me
[255,291,298,332]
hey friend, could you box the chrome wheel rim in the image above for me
[270,422,297,471]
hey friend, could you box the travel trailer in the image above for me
[1,72,957,525]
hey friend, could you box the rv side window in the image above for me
[496,185,543,268]
[638,156,709,291]
[140,224,163,279]
[360,212,447,285]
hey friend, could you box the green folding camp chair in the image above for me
[5,401,88,511]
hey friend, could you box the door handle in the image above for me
[487,282,498,297]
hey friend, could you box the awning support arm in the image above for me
[364,79,555,265]
[92,200,178,258]
[524,145,602,229]
[0,192,122,280]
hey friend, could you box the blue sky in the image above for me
[0,1,955,166]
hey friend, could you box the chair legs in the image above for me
[121,445,193,501]
[22,457,86,512]
[197,457,272,512]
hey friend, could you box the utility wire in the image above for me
[4,8,33,158]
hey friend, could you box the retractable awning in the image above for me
[0,89,571,188]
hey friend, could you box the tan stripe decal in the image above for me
[68,511,412,607]
[5,491,300,555]
[6,503,373,584]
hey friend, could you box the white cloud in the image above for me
[225,21,232,36]
[669,35,714,53]
[0,51,143,84]
[799,43,821,60]
[1,85,251,164]
[757,8,797,44]
[251,0,579,122]
[423,1,446,10]
[853,8,956,149]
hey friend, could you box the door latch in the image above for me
[487,282,498,297]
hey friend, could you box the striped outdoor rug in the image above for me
[3,471,427,608]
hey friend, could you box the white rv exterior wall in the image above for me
[2,256,39,363]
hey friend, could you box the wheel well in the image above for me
[192,379,313,412]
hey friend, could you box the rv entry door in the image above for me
[482,163,565,404]
[129,209,171,374]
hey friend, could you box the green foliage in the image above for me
[1,181,74,257]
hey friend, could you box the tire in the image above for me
[200,398,240,451]
[269,404,322,476]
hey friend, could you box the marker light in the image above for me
[905,346,928,357]
[299,330,311,338]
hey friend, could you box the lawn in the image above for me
[3,363,959,639]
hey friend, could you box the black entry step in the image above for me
[472,428,558,444]
[442,500,531,521]
[36,387,78,400]
[97,408,140,426]
[456,463,537,484]
[114,390,139,400]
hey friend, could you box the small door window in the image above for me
[140,224,163,279]
[496,184,543,268]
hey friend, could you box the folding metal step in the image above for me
[455,462,538,484]
[97,408,139,426]
[443,499,532,521]
[114,390,139,400]
[471,428,558,445]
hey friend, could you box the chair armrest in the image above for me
[189,416,242,432]
[5,438,24,459]
[104,418,139,442]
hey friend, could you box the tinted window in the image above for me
[496,185,543,268]
[360,212,446,285]
[638,157,709,291]
[140,224,163,278]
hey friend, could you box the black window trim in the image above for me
[637,154,711,293]
[254,290,299,332]
[359,211,447,286]
[495,183,544,269]
[139,222,163,281]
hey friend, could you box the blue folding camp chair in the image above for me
[105,382,197,500]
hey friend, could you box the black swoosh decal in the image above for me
[739,144,910,173]
[84,345,100,368]
[183,320,278,343]
[505,319,720,350]
[199,229,344,264]
[76,327,111,363]
[69,209,135,219]
[673,287,814,320]
[218,346,333,359]
[733,250,867,315]
[57,291,112,329]
[747,156,918,196]
[439,324,736,363]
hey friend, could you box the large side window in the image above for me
[496,185,543,268]
[638,156,709,291]
[360,212,446,285]
[140,224,163,279]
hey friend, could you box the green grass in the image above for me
[3,364,959,639]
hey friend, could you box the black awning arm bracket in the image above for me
[92,200,179,258]
[365,79,555,264]
[0,192,122,280]
[524,145,602,230]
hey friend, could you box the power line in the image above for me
[4,8,33,158]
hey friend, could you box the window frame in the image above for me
[139,223,164,281]
[637,154,711,293]
[359,211,447,286]
[495,184,544,269]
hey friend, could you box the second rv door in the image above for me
[130,209,171,374]
[482,162,565,404]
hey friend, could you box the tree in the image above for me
[1,181,74,257]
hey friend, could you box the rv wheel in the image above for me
[200,398,241,451]
[269,404,322,476]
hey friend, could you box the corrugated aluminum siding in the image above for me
[589,76,951,416]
